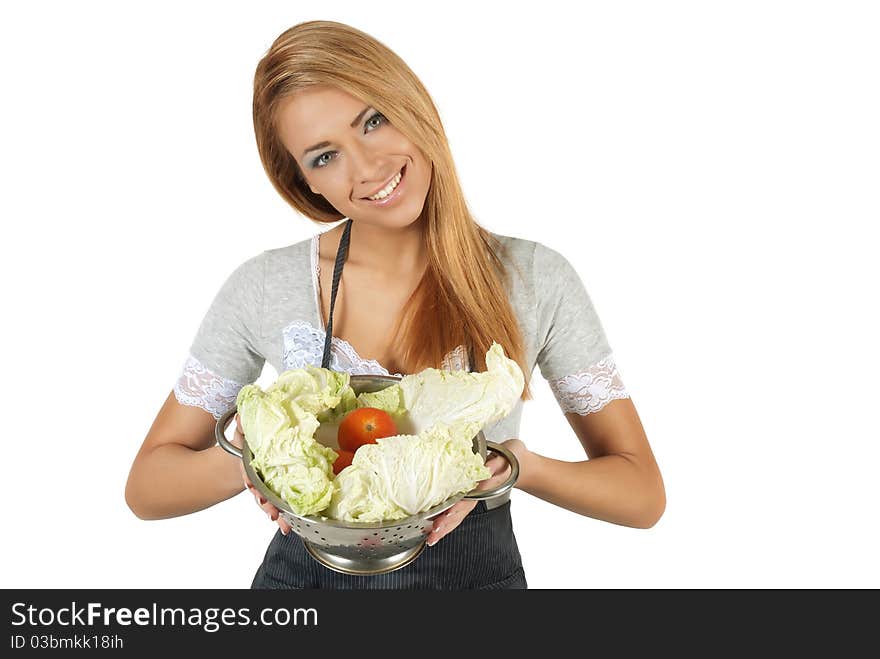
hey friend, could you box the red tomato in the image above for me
[332,449,354,475]
[337,407,398,452]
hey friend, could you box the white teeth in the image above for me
[366,170,402,200]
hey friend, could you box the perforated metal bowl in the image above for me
[215,373,518,576]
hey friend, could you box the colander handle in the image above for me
[215,407,243,459]
[462,441,520,501]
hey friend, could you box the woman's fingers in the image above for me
[251,492,290,534]
[427,500,477,546]
[474,458,510,494]
[249,486,274,515]
[245,481,290,536]
[262,502,292,536]
[488,453,511,477]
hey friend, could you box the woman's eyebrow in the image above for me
[301,106,373,157]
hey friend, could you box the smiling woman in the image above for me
[274,87,433,226]
[125,19,665,591]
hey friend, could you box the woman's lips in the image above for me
[361,165,407,206]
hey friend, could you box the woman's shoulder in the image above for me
[262,234,315,265]
[485,230,567,282]
[211,236,316,310]
[486,229,534,253]
[223,234,316,283]
[485,229,533,269]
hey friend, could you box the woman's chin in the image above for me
[349,203,427,229]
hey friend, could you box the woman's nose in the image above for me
[348,143,390,185]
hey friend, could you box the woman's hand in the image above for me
[234,413,292,536]
[426,438,529,547]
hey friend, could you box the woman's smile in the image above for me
[360,164,407,206]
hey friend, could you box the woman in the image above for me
[124,20,665,589]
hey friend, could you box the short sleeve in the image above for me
[173,253,267,418]
[534,243,629,415]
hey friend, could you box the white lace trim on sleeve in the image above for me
[548,354,630,415]
[173,354,245,419]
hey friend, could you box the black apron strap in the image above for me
[321,218,353,370]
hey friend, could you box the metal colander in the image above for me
[215,373,519,576]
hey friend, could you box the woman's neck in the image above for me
[320,217,427,279]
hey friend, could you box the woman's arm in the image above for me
[124,391,245,520]
[517,397,666,528]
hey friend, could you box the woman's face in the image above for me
[275,86,432,228]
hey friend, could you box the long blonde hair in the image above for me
[253,21,532,401]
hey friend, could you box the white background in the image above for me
[2,1,878,589]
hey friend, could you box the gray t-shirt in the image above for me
[173,230,629,444]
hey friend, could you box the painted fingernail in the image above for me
[259,497,267,505]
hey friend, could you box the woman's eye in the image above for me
[365,112,386,131]
[312,151,336,168]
